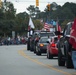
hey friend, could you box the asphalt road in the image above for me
[0,45,76,75]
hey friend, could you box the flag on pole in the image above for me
[28,17,35,37]
[56,21,61,39]
[44,22,50,31]
[57,22,61,32]
[69,18,76,49]
[29,17,35,29]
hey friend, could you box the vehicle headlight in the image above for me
[39,44,44,47]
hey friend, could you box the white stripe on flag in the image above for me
[44,23,50,29]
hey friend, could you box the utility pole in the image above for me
[46,3,51,22]
[4,0,7,37]
[0,0,2,8]
[4,0,6,3]
[4,0,7,11]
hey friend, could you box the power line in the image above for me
[6,0,76,3]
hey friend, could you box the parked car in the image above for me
[35,37,49,55]
[55,22,74,68]
[47,36,58,59]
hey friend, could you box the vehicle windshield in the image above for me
[39,32,55,37]
[64,22,73,35]
[39,38,48,43]
[54,37,58,43]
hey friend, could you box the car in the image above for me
[55,22,74,68]
[27,30,39,51]
[33,31,55,53]
[47,36,58,59]
[35,37,49,55]
[38,31,55,37]
[27,30,55,52]
[30,33,39,51]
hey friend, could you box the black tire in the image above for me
[66,54,74,68]
[30,45,33,51]
[36,52,41,55]
[65,43,74,68]
[36,46,41,55]
[58,50,65,66]
[34,49,36,53]
[58,43,65,66]
[27,38,31,50]
[30,47,33,51]
[27,43,30,50]
[34,44,36,53]
[30,41,34,51]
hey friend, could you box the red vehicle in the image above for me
[47,36,58,59]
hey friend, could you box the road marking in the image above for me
[18,50,73,75]
[72,72,76,75]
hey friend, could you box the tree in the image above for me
[63,2,76,16]
[15,12,29,35]
[0,1,16,37]
[27,5,40,18]
[33,19,43,30]
[4,1,16,20]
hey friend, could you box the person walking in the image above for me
[69,18,76,70]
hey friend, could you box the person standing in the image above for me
[69,18,76,70]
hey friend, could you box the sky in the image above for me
[2,0,76,14]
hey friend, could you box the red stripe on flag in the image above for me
[57,22,61,32]
[69,18,76,49]
[44,23,50,30]
[56,21,61,39]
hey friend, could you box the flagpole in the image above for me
[27,16,31,37]
[56,17,59,31]
[27,16,35,37]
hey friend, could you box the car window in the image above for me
[54,37,58,43]
[39,32,55,37]
[66,23,72,35]
[64,22,72,35]
[39,38,48,43]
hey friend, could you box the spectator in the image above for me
[7,37,11,45]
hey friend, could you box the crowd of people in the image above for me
[0,36,27,45]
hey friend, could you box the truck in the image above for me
[56,22,74,68]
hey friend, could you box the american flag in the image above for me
[44,22,50,31]
[56,21,61,39]
[57,22,61,32]
[28,17,35,31]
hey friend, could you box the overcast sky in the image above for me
[2,0,76,13]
